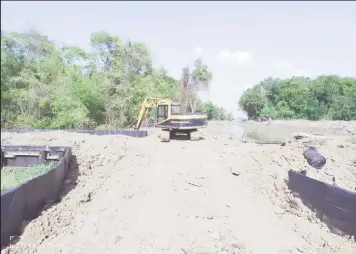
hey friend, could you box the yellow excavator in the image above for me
[134,98,208,142]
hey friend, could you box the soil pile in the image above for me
[1,122,355,254]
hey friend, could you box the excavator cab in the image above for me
[135,98,207,142]
[157,104,169,123]
[156,103,181,123]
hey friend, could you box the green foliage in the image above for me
[1,30,227,129]
[191,58,212,91]
[1,162,54,191]
[196,101,233,121]
[186,58,213,113]
[346,137,356,144]
[238,76,356,120]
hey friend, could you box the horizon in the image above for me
[2,1,355,116]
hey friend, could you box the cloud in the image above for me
[193,47,203,58]
[217,50,252,65]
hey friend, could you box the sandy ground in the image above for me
[1,120,356,254]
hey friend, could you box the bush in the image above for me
[196,101,233,121]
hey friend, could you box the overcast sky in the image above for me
[2,1,356,115]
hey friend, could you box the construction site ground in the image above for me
[1,120,356,254]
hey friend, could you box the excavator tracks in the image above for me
[189,131,200,141]
[159,130,201,142]
[160,130,171,142]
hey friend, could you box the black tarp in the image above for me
[303,146,326,169]
[1,129,148,138]
[288,170,356,236]
[1,146,72,247]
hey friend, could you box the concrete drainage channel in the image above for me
[0,130,147,248]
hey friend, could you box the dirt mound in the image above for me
[1,124,355,254]
[1,131,141,253]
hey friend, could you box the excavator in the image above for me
[134,98,208,142]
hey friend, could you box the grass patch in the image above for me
[1,162,55,192]
[240,122,291,142]
[243,130,284,142]
[346,137,356,144]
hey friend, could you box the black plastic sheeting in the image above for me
[303,146,326,169]
[2,146,66,167]
[288,170,356,236]
[1,146,72,247]
[1,129,148,138]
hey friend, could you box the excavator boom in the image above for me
[134,98,172,130]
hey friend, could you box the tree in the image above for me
[238,75,356,121]
[196,101,233,121]
[186,58,212,112]
[1,30,226,129]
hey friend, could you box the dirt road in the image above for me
[1,121,356,254]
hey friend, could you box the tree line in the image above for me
[1,30,232,129]
[238,75,356,120]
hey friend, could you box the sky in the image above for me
[1,1,356,116]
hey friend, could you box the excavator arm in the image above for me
[134,98,168,130]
